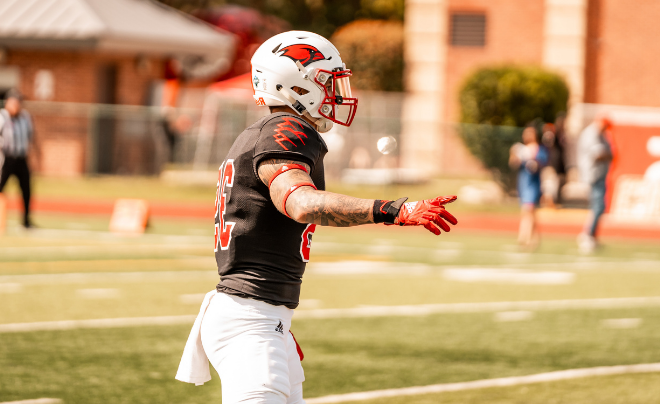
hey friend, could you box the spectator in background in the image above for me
[541,114,568,207]
[159,107,192,163]
[577,115,613,254]
[510,125,549,249]
[0,90,36,228]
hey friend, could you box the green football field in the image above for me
[1,206,660,403]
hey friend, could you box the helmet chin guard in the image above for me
[314,68,357,127]
[316,118,334,133]
[250,31,358,130]
[273,84,334,133]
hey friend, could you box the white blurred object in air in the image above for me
[644,136,660,181]
[458,181,504,205]
[377,136,397,155]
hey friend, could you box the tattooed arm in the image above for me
[257,158,374,226]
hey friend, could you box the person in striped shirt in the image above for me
[0,90,35,228]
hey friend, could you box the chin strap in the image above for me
[315,118,333,133]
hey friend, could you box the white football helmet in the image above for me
[250,31,358,133]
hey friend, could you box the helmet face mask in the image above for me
[250,31,358,131]
[314,68,357,127]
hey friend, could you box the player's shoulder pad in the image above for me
[254,112,328,168]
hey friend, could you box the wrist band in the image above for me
[283,182,317,219]
[268,164,309,188]
[373,197,408,224]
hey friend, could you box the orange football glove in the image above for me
[394,196,458,235]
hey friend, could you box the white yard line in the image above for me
[5,227,211,244]
[0,270,215,284]
[294,296,660,319]
[313,242,578,263]
[2,296,660,333]
[0,399,62,404]
[306,363,660,403]
[0,315,196,333]
[0,244,206,259]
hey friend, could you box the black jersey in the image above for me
[214,112,327,309]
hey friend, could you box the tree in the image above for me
[155,0,212,14]
[457,65,569,189]
[330,19,404,91]
[154,0,404,39]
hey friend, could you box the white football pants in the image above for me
[200,291,305,404]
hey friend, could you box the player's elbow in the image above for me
[287,200,310,223]
[286,203,309,223]
[286,190,316,224]
[289,209,308,224]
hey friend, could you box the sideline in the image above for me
[7,196,660,239]
[2,296,660,333]
[0,270,215,284]
[0,399,62,404]
[305,363,660,403]
[0,315,196,333]
[294,296,660,319]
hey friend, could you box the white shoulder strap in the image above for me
[0,109,8,131]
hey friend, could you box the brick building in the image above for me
[401,0,660,175]
[0,0,234,176]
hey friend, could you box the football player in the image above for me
[177,31,458,404]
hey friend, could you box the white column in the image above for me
[542,0,588,135]
[400,0,448,173]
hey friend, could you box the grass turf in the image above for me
[1,208,660,403]
[4,267,660,324]
[1,308,660,403]
[341,372,660,404]
[2,226,660,323]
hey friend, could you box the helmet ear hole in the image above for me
[291,86,309,95]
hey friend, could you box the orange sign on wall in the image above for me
[610,176,660,222]
[606,125,660,211]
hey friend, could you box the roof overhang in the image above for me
[0,0,236,59]
[0,38,97,50]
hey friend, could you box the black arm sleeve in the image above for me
[253,113,328,175]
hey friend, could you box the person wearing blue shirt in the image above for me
[509,125,549,249]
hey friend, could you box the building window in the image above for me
[34,70,55,100]
[450,13,486,47]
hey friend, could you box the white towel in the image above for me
[175,290,217,386]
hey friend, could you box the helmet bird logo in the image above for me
[278,44,327,67]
